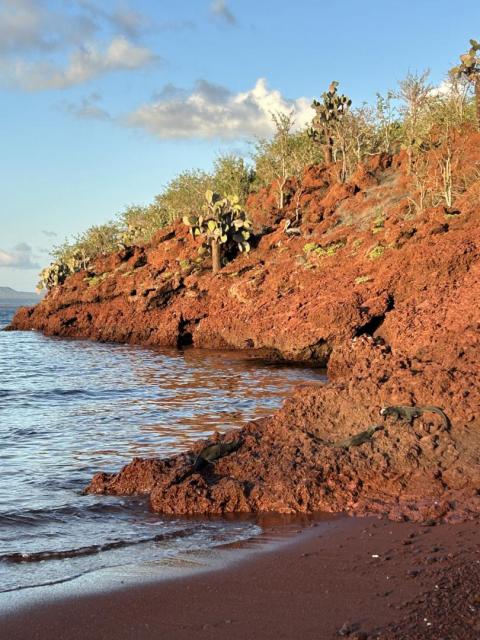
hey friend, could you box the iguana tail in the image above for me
[420,406,451,430]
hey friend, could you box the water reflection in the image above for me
[0,306,325,593]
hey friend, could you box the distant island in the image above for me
[0,286,41,306]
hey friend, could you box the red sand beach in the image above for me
[2,516,479,640]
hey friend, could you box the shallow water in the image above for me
[0,305,325,595]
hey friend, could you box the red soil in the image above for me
[9,134,480,523]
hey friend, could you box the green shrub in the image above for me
[372,212,385,233]
[355,275,373,284]
[367,244,386,260]
[38,222,121,291]
[154,169,213,224]
[212,154,254,206]
[303,240,346,257]
[119,204,170,244]
[253,114,324,208]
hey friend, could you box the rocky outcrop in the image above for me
[10,135,480,521]
[86,336,480,521]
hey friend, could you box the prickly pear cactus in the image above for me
[453,39,480,78]
[183,190,253,273]
[36,250,90,292]
[453,39,480,128]
[308,81,352,162]
[36,262,71,292]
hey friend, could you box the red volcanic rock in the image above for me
[85,337,480,520]
[11,135,480,521]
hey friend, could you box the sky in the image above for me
[0,0,478,291]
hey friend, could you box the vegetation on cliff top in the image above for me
[37,40,479,291]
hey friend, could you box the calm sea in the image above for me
[0,304,324,597]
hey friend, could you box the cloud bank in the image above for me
[0,243,40,269]
[5,36,156,91]
[61,92,111,120]
[126,78,314,140]
[0,0,97,55]
[0,0,158,90]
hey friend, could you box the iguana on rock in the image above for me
[192,439,242,472]
[305,426,383,449]
[380,405,451,430]
[171,438,243,486]
[333,425,383,449]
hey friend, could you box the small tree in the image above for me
[119,203,170,244]
[427,89,466,209]
[183,191,252,274]
[154,169,213,224]
[374,91,402,155]
[396,70,433,172]
[433,71,475,129]
[287,129,325,218]
[212,153,254,206]
[337,105,379,181]
[75,222,121,258]
[253,112,296,209]
[308,81,352,164]
[452,38,480,129]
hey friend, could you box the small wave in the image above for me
[5,427,40,438]
[0,387,132,403]
[0,564,112,594]
[0,527,199,564]
[0,500,148,527]
[0,388,84,399]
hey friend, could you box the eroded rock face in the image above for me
[11,135,480,521]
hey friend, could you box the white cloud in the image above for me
[210,0,236,25]
[77,1,147,39]
[126,78,314,140]
[3,36,157,91]
[0,0,50,53]
[61,92,111,120]
[429,76,471,98]
[0,243,40,269]
[0,0,97,54]
[0,1,158,91]
[78,1,194,37]
[109,7,146,38]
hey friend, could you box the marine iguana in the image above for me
[305,426,383,449]
[192,439,242,471]
[171,438,243,486]
[333,425,383,449]
[380,405,451,430]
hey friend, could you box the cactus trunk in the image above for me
[324,139,334,164]
[211,240,221,273]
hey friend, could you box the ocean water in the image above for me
[0,305,325,596]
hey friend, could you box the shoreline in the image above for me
[0,512,318,617]
[2,515,479,640]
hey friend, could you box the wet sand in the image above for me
[2,516,479,640]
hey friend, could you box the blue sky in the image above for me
[1,0,478,290]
